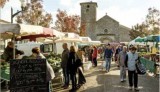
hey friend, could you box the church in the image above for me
[80,1,131,43]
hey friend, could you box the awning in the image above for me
[144,35,160,42]
[89,41,101,45]
[55,33,82,43]
[135,37,145,42]
[0,24,64,41]
[19,27,54,41]
[55,38,82,43]
[80,37,92,43]
[0,24,44,39]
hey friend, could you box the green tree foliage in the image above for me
[129,23,149,40]
[130,7,160,40]
[16,0,52,27]
[54,9,80,34]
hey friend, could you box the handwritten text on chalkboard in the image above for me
[10,59,48,92]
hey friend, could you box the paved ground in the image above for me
[79,61,159,92]
[1,61,159,92]
[52,61,159,92]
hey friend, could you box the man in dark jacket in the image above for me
[3,41,24,62]
[61,43,70,89]
[104,44,113,72]
[1,41,24,89]
[115,45,122,66]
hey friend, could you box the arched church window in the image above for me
[104,29,108,33]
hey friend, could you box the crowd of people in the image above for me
[102,44,140,91]
[82,43,140,91]
[61,43,86,92]
[1,41,144,92]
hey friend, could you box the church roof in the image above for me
[97,14,119,23]
[118,25,131,42]
[119,24,131,30]
[96,14,131,42]
[80,1,98,7]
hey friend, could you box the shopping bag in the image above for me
[136,59,146,75]
[86,61,92,70]
[103,61,106,68]
[101,61,106,69]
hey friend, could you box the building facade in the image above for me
[80,1,131,43]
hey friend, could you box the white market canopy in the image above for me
[89,41,101,45]
[0,24,64,41]
[79,36,101,45]
[0,24,43,39]
[80,37,92,43]
[0,24,65,59]
[35,29,65,43]
[55,32,82,43]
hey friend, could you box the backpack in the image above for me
[136,58,146,75]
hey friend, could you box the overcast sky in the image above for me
[0,0,160,28]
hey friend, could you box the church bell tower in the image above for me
[80,1,97,40]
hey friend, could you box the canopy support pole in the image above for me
[52,37,57,54]
[13,33,16,59]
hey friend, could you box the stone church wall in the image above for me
[118,25,131,42]
[80,2,131,42]
[85,22,97,40]
[95,15,119,42]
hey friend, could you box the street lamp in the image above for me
[10,0,26,59]
[11,0,26,23]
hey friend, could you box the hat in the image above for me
[131,46,137,50]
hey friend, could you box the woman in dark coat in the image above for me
[88,46,93,62]
[68,46,78,92]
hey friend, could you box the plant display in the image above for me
[45,52,62,73]
[0,54,9,69]
[0,61,9,70]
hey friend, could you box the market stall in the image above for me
[54,33,81,54]
[128,36,145,46]
[89,41,101,45]
[0,24,62,90]
[80,37,92,43]
[137,35,160,76]
[79,36,101,46]
[78,37,92,47]
[55,32,82,43]
[0,24,47,40]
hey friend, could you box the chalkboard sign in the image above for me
[10,59,48,92]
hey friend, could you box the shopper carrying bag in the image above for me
[135,57,146,75]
